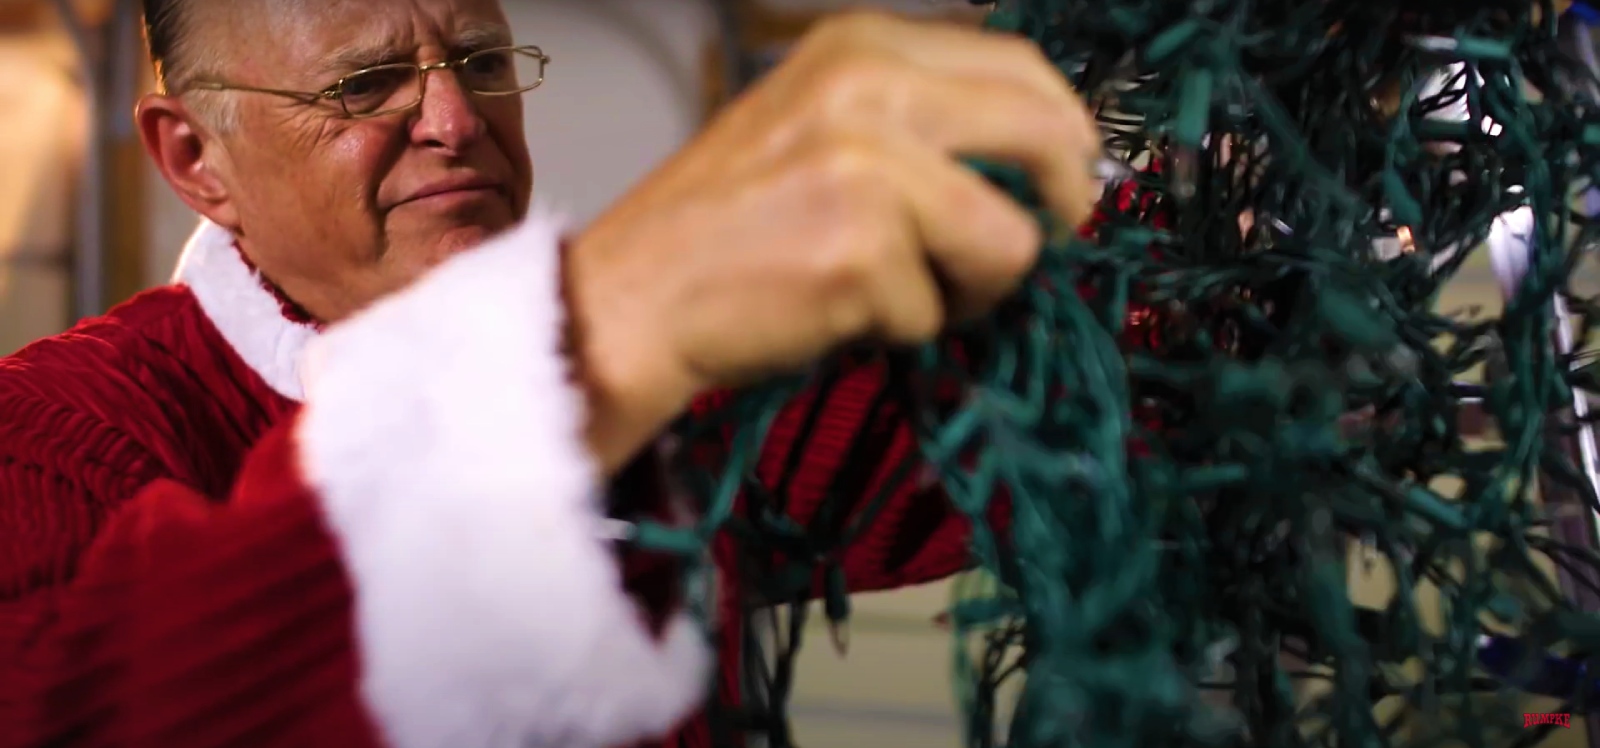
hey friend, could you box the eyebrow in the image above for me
[312,31,403,78]
[453,23,515,52]
[312,22,515,79]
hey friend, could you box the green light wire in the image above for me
[631,0,1600,746]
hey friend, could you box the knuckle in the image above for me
[804,52,900,117]
[800,136,884,193]
[973,195,1044,276]
[810,247,878,336]
[813,246,873,301]
[791,10,891,69]
[987,39,1096,132]
[799,189,895,294]
[814,8,896,45]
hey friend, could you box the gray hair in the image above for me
[140,0,238,130]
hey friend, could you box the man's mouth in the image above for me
[397,177,506,208]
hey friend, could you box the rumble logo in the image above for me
[1524,713,1572,729]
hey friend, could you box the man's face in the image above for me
[201,0,533,321]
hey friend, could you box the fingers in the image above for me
[665,11,1101,359]
[804,11,1085,115]
[789,26,1102,229]
[866,130,1045,320]
[787,139,946,346]
[897,73,1102,228]
[859,229,948,345]
[791,131,1042,343]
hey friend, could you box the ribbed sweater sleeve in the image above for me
[745,361,1008,595]
[0,211,711,748]
[0,409,374,748]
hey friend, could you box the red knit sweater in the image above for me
[0,214,975,748]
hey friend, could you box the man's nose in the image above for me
[410,67,488,151]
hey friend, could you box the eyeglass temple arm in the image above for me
[187,81,336,103]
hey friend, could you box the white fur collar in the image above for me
[171,220,319,402]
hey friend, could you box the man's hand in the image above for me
[565,11,1103,471]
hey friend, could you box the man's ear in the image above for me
[136,94,241,230]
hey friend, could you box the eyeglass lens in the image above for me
[339,48,545,116]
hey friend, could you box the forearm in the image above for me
[562,220,700,475]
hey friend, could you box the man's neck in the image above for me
[232,245,326,331]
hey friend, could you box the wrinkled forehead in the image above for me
[251,0,512,80]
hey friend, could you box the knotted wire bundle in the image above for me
[641,0,1600,745]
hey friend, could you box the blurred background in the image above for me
[0,1,1596,746]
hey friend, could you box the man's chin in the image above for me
[389,208,518,265]
[429,223,508,264]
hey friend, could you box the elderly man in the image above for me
[0,0,1100,747]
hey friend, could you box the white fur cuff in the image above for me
[296,209,711,748]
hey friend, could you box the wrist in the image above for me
[560,234,699,473]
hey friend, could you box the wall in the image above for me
[0,24,82,353]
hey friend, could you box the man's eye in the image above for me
[339,67,414,112]
[462,51,515,83]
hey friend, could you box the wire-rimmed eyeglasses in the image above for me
[186,45,550,119]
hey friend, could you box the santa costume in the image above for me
[0,213,978,748]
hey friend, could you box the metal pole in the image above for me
[107,0,141,143]
[52,0,108,320]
